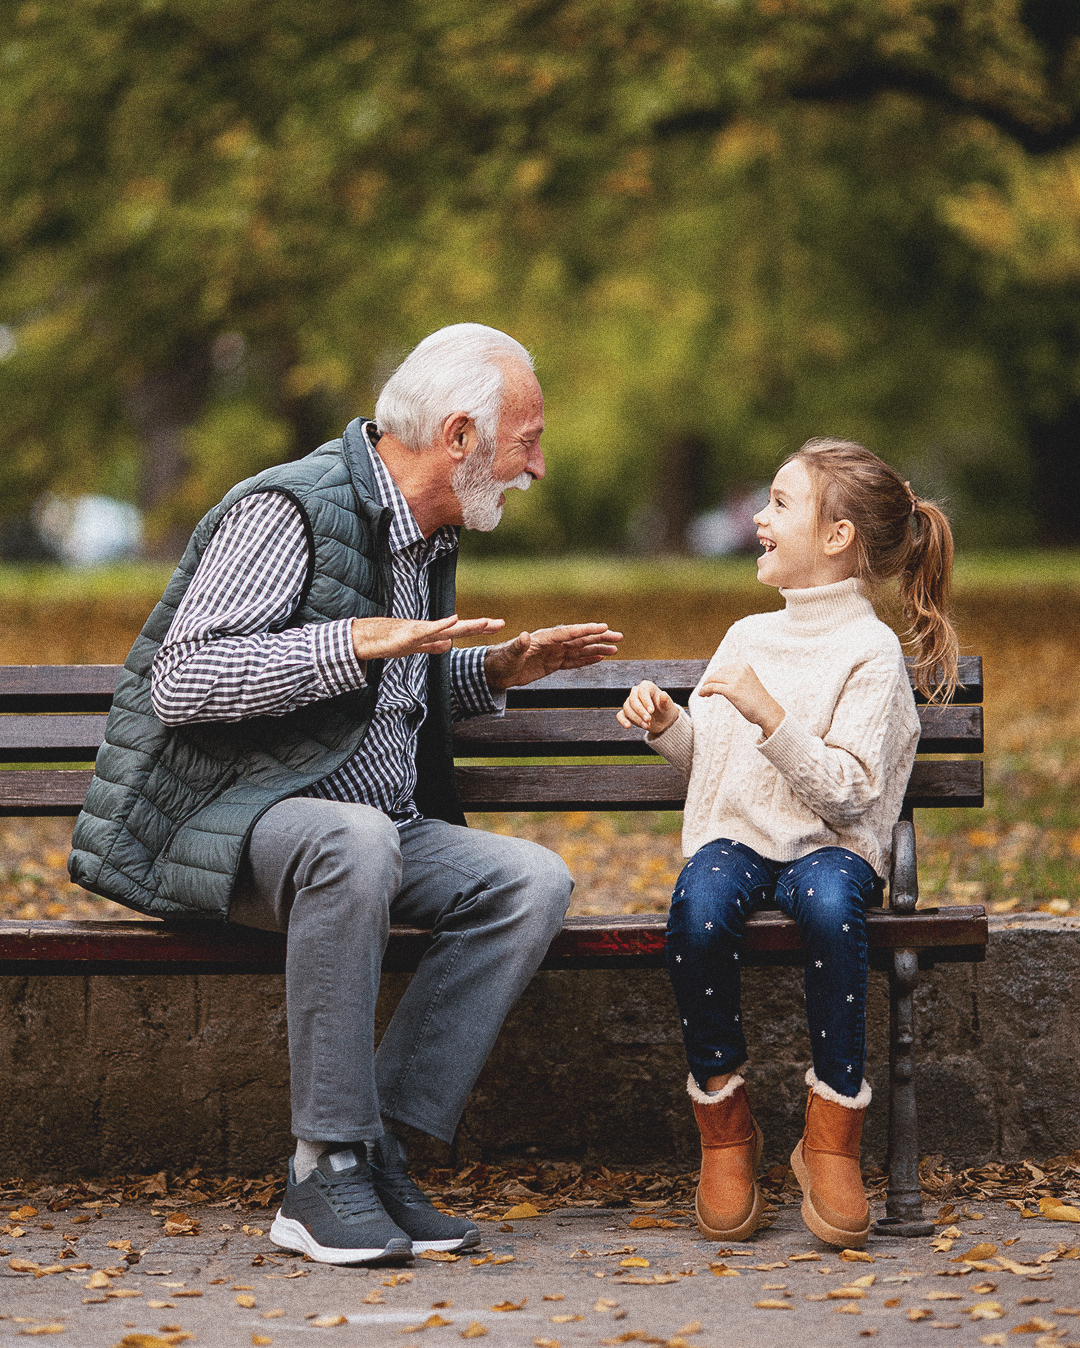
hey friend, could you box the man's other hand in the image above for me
[484,623,623,691]
[351,615,505,662]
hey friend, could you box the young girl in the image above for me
[618,439,958,1249]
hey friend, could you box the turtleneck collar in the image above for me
[778,576,875,635]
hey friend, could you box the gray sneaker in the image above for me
[369,1133,481,1254]
[269,1148,413,1265]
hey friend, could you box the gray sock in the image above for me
[293,1139,329,1183]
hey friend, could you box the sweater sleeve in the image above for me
[646,707,695,776]
[756,657,918,827]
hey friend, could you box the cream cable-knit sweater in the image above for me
[648,578,920,878]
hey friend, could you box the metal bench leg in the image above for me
[875,947,933,1237]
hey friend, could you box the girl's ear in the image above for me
[823,518,855,557]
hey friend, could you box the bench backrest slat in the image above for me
[0,658,983,817]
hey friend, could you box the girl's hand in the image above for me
[699,663,785,737]
[617,681,679,735]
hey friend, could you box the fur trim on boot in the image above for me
[804,1066,872,1109]
[790,1078,871,1248]
[690,1074,764,1242]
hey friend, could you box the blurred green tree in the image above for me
[0,0,1078,553]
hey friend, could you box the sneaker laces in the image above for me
[371,1143,435,1208]
[318,1166,387,1221]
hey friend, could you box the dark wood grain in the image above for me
[0,907,988,975]
[0,769,95,815]
[454,759,982,811]
[0,759,983,816]
[507,656,982,706]
[453,703,983,757]
[0,714,108,762]
[0,666,120,713]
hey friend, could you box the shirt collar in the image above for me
[364,422,458,559]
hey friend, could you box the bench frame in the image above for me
[0,658,987,1238]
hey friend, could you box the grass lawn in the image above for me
[1,551,1078,919]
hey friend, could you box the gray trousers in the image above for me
[230,798,573,1145]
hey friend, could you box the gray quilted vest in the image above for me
[68,418,465,920]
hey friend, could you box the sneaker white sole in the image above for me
[269,1211,412,1265]
[411,1229,481,1254]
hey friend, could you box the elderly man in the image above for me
[70,324,621,1265]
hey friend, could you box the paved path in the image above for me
[4,1197,1080,1347]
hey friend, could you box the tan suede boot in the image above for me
[688,1073,764,1242]
[789,1068,871,1248]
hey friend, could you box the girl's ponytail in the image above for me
[900,497,959,702]
[791,439,961,702]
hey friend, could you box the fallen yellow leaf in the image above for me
[418,1250,460,1263]
[310,1315,348,1328]
[954,1244,998,1262]
[262,1310,285,1319]
[236,1294,256,1308]
[146,1301,176,1310]
[827,1289,866,1300]
[402,1314,453,1331]
[360,1290,384,1304]
[754,1300,793,1309]
[252,1338,273,1347]
[551,1315,585,1323]
[619,1257,649,1268]
[534,1339,560,1348]
[835,1303,862,1314]
[709,1263,740,1276]
[542,1294,565,1301]
[908,1309,932,1321]
[491,1300,526,1312]
[10,1257,41,1273]
[840,1249,874,1263]
[676,1323,702,1336]
[460,1325,488,1340]
[978,1336,1006,1347]
[502,1204,541,1220]
[851,1275,877,1288]
[788,1253,821,1263]
[16,1328,65,1338]
[1040,1197,1080,1223]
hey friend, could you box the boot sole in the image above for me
[789,1140,870,1249]
[694,1118,765,1242]
[269,1212,413,1264]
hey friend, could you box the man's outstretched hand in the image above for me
[351,615,505,662]
[484,623,624,691]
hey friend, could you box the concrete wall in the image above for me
[3,915,1078,1180]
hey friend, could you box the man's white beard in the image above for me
[452,440,531,532]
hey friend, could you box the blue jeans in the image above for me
[666,838,880,1098]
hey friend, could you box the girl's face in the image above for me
[753,458,835,589]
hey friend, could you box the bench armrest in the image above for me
[889,818,918,913]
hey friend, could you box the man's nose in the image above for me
[528,443,546,481]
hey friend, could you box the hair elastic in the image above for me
[903,480,917,514]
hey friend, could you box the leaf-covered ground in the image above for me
[4,1151,1080,1227]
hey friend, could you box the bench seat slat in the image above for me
[0,908,988,976]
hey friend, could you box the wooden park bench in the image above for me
[0,657,986,1239]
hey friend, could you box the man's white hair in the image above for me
[374,323,534,453]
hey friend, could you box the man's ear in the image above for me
[823,518,855,556]
[441,412,476,462]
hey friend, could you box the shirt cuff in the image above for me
[452,645,505,717]
[311,619,368,697]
